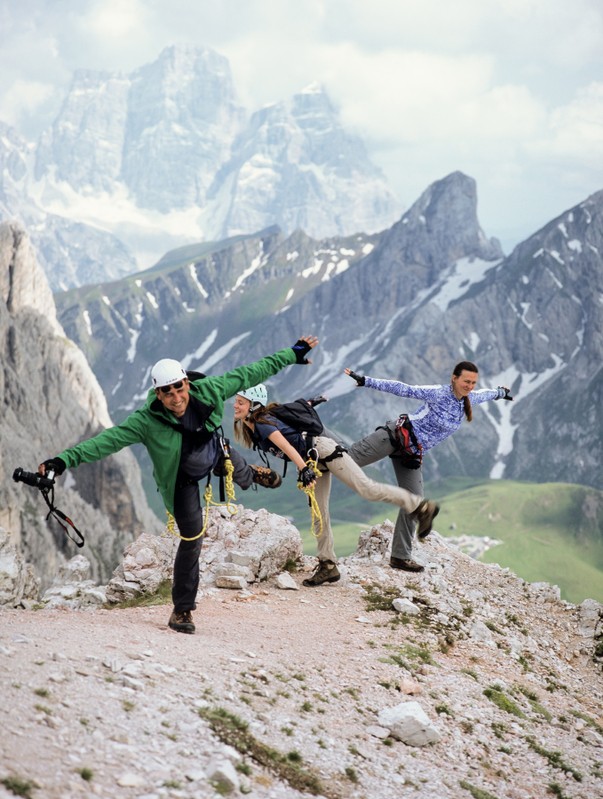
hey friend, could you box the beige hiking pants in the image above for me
[311,436,422,563]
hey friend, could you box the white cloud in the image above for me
[536,82,603,163]
[0,0,601,250]
[0,79,56,129]
[78,0,149,38]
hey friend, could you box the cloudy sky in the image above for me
[1,0,602,250]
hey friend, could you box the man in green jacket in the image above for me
[38,335,318,634]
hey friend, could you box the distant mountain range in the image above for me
[0,44,402,291]
[54,171,603,495]
[2,174,601,596]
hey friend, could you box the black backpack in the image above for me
[270,398,324,438]
[253,397,326,474]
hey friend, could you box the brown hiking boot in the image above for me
[412,499,440,539]
[302,560,341,587]
[251,465,282,489]
[168,609,195,634]
[390,556,425,573]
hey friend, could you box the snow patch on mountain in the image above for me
[431,257,501,312]
[189,264,209,298]
[485,356,566,478]
[180,331,253,374]
[227,244,268,296]
[181,329,219,371]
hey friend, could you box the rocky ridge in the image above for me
[53,175,603,495]
[1,510,602,799]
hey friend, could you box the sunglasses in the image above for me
[157,380,185,395]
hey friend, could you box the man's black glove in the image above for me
[298,465,318,487]
[42,457,66,476]
[495,387,513,401]
[291,339,313,364]
[347,370,365,386]
[308,395,328,407]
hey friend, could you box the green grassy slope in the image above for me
[435,480,603,605]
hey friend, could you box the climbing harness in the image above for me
[165,435,238,541]
[297,449,324,539]
[380,414,423,469]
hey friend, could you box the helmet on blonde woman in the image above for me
[237,384,268,407]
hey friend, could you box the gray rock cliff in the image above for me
[0,221,160,591]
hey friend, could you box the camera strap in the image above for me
[40,485,85,548]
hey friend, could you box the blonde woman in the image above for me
[233,380,439,587]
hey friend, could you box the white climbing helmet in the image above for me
[237,384,268,407]
[151,358,187,388]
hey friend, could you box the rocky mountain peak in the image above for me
[207,82,401,239]
[0,221,60,329]
[2,45,405,289]
[386,171,503,265]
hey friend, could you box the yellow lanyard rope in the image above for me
[166,449,238,541]
[297,452,323,539]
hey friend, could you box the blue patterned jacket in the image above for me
[364,377,505,452]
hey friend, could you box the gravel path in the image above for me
[1,534,603,799]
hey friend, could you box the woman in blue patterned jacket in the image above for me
[344,362,513,573]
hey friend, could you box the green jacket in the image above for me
[58,347,297,515]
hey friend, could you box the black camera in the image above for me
[13,467,55,490]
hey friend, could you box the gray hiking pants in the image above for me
[347,422,423,561]
[312,435,421,563]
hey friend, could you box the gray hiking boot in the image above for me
[302,560,341,587]
[390,556,425,573]
[412,499,440,539]
[251,465,282,489]
[168,609,195,634]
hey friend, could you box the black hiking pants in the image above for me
[172,446,254,612]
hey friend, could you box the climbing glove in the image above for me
[41,457,66,476]
[298,465,318,487]
[347,370,365,386]
[291,339,313,364]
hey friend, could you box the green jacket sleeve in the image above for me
[197,347,298,431]
[213,347,297,398]
[57,410,147,469]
